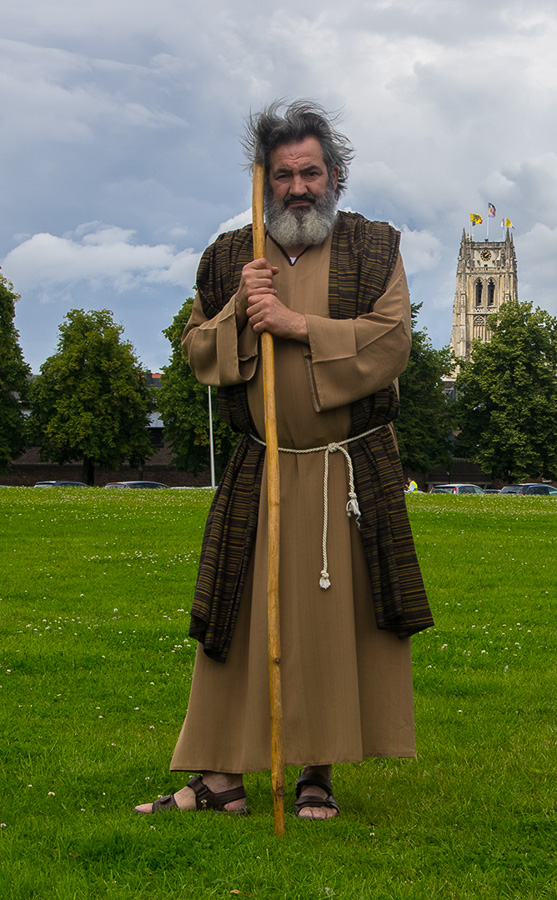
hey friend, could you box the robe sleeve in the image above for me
[303,253,412,412]
[182,293,259,386]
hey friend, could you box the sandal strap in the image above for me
[295,771,333,798]
[151,793,178,813]
[294,772,340,817]
[294,794,339,812]
[186,775,247,811]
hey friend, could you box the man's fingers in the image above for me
[246,287,277,304]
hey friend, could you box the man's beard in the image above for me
[264,179,338,250]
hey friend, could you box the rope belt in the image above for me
[250,424,384,590]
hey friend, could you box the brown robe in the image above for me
[171,232,417,773]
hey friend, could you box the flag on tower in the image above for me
[501,217,514,228]
[470,213,482,225]
[488,203,496,217]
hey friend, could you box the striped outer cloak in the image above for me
[187,211,434,662]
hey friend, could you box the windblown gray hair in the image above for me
[243,100,354,197]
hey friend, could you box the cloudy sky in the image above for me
[3,0,557,373]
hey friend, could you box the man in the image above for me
[406,477,418,493]
[136,100,433,820]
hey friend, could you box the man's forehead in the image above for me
[269,136,326,170]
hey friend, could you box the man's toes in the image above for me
[298,806,324,819]
[298,805,338,819]
[134,802,154,814]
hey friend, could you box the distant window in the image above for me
[150,429,164,448]
[475,280,483,306]
[473,315,486,341]
[488,280,495,306]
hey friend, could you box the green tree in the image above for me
[396,303,453,473]
[451,299,557,481]
[27,309,153,485]
[0,273,31,472]
[157,299,237,477]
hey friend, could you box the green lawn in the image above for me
[1,489,555,899]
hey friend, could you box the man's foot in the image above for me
[294,765,339,820]
[134,772,249,815]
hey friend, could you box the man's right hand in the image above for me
[235,258,308,342]
[235,258,279,329]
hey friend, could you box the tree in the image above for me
[451,299,557,481]
[27,309,153,485]
[0,273,31,473]
[157,299,237,476]
[396,303,453,473]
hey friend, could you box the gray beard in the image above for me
[264,181,338,250]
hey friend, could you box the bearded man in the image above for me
[136,101,433,820]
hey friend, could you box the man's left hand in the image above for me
[246,293,308,342]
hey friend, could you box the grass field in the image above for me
[1,488,555,899]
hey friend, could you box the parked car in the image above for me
[34,480,88,487]
[104,481,169,489]
[499,484,534,494]
[430,483,485,494]
[518,484,557,496]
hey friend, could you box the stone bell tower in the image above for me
[450,228,518,363]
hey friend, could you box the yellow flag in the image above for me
[470,213,482,225]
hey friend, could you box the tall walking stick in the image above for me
[252,163,285,836]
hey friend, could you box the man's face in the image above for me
[268,136,339,211]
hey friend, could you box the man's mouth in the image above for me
[285,194,315,208]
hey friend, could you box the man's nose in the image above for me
[290,174,309,195]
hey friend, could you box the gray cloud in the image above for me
[2,0,557,373]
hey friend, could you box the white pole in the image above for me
[208,386,216,489]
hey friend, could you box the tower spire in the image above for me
[450,229,518,366]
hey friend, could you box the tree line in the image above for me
[2,271,557,485]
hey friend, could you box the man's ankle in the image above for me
[202,771,243,792]
[301,764,332,779]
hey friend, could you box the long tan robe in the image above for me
[171,233,416,773]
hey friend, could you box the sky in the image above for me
[3,0,557,374]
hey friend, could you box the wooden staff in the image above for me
[252,162,285,836]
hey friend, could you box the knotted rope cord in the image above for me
[250,424,384,590]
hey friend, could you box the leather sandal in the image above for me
[144,775,250,815]
[293,771,340,818]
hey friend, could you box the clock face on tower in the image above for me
[480,249,492,261]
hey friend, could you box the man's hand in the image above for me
[236,258,308,341]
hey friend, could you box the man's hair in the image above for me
[243,100,354,197]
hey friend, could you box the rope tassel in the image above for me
[346,492,361,525]
[320,442,362,590]
[319,571,331,590]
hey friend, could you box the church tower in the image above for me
[450,228,518,363]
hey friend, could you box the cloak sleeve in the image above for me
[303,254,412,412]
[182,293,259,387]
